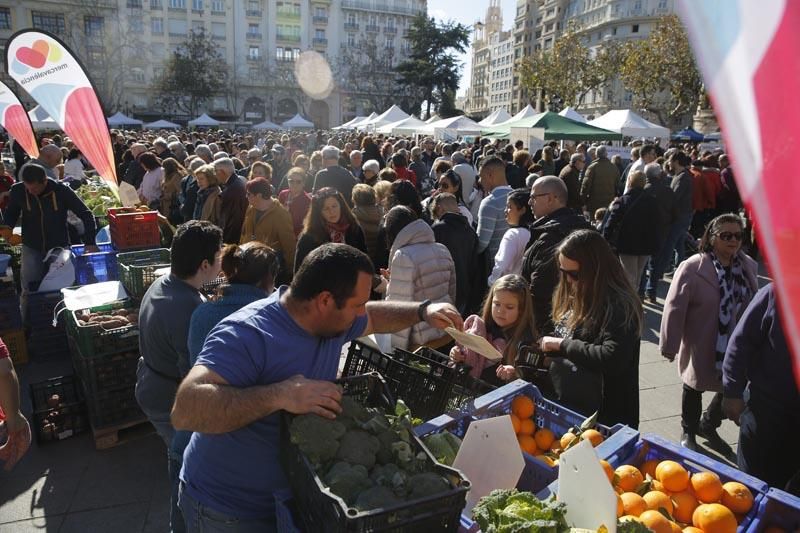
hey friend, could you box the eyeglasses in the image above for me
[559,268,580,280]
[716,231,743,242]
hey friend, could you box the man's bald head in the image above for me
[529,175,567,218]
[40,144,63,168]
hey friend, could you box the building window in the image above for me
[248,23,259,36]
[169,0,186,8]
[315,6,326,17]
[211,22,225,37]
[315,29,325,39]
[212,0,225,11]
[32,12,66,35]
[130,17,143,32]
[151,17,164,34]
[631,24,639,33]
[347,33,355,46]
[213,96,226,110]
[130,68,145,83]
[86,46,104,65]
[0,8,9,30]
[248,46,259,59]
[151,0,163,8]
[168,18,187,35]
[276,46,283,60]
[191,20,204,33]
[192,0,202,10]
[84,16,104,37]
[612,26,617,36]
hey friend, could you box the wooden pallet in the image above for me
[91,417,153,450]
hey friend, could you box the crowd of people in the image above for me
[0,126,798,532]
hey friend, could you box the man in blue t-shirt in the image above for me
[171,243,463,532]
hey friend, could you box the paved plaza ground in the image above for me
[0,267,772,532]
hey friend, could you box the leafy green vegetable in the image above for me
[423,431,462,466]
[323,462,373,504]
[472,489,569,533]
[288,414,346,466]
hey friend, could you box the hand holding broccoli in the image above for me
[279,375,343,419]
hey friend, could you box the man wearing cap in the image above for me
[270,144,289,190]
[1,163,97,296]
[312,145,358,207]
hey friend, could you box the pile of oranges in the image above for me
[509,395,605,467]
[600,457,755,533]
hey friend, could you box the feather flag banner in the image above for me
[678,0,800,383]
[0,81,38,159]
[4,30,117,183]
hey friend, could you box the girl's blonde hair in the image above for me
[480,274,536,365]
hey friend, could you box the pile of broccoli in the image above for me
[289,396,453,511]
[422,431,462,466]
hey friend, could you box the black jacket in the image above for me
[432,212,479,314]
[294,225,367,273]
[313,166,357,207]
[2,178,96,252]
[506,163,528,190]
[521,207,592,333]
[556,299,641,429]
[602,188,662,256]
[644,178,676,238]
[123,159,146,189]
[180,175,199,222]
[219,174,248,244]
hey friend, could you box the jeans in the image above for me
[681,384,723,434]
[20,245,47,321]
[179,483,277,533]
[646,213,693,297]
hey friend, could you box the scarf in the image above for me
[711,252,752,364]
[326,220,350,244]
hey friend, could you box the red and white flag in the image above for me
[678,1,800,383]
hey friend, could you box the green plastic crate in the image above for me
[117,248,170,299]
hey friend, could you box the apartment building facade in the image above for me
[0,0,425,128]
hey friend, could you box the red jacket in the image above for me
[690,167,719,211]
[394,166,417,187]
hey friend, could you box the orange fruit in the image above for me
[620,492,647,517]
[639,510,673,533]
[511,395,535,419]
[518,418,535,435]
[581,428,604,447]
[643,490,674,515]
[651,479,667,493]
[691,471,724,503]
[640,459,660,479]
[600,459,615,483]
[560,431,578,449]
[683,528,704,533]
[692,503,737,533]
[670,522,683,533]
[534,454,556,467]
[672,490,700,524]
[517,434,538,455]
[720,481,754,514]
[656,460,690,492]
[534,427,555,450]
[616,493,624,517]
[510,414,521,433]
[615,464,645,492]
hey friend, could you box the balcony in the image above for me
[247,54,260,62]
[365,24,379,33]
[276,9,301,20]
[384,26,396,34]
[211,34,225,40]
[276,33,300,43]
[150,0,163,7]
[211,9,225,15]
[344,22,359,31]
[191,8,203,14]
[246,9,262,17]
[313,15,328,24]
[246,32,262,40]
[127,0,143,7]
[341,0,423,17]
[313,37,328,47]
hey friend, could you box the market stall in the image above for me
[588,109,671,143]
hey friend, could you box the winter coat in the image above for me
[602,188,662,256]
[352,204,383,267]
[558,164,582,211]
[457,315,507,379]
[671,170,693,216]
[219,174,248,244]
[386,219,456,350]
[643,178,676,242]
[239,202,297,273]
[196,186,222,226]
[660,252,758,392]
[520,207,592,334]
[580,157,620,214]
[432,212,479,314]
[294,224,368,273]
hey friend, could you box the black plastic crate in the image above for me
[25,290,63,329]
[342,342,496,421]
[29,375,88,443]
[0,293,22,330]
[279,373,470,533]
[201,274,226,298]
[72,348,140,395]
[84,385,143,429]
[66,300,139,359]
[28,327,68,360]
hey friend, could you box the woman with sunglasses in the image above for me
[539,229,643,428]
[422,169,474,226]
[294,187,367,272]
[660,213,757,452]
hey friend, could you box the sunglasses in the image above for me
[559,268,580,280]
[716,231,743,242]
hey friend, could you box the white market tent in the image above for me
[425,114,440,124]
[558,107,587,123]
[363,105,410,129]
[28,106,58,130]
[333,115,366,130]
[588,109,670,141]
[418,115,483,138]
[144,119,181,129]
[505,104,537,124]
[348,112,378,130]
[252,119,281,130]
[188,113,221,127]
[376,116,428,135]
[282,113,315,129]
[478,109,512,126]
[107,111,143,127]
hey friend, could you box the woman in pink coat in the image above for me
[660,213,757,453]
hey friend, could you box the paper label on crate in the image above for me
[557,439,617,533]
[61,281,128,310]
[446,328,503,362]
[118,182,139,207]
[453,415,524,513]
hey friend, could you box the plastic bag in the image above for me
[37,248,75,292]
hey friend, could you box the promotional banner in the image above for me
[0,81,38,158]
[4,30,117,183]
[677,0,800,383]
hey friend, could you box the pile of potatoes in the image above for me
[76,308,139,329]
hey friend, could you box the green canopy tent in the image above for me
[481,111,622,141]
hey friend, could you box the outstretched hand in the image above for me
[424,302,463,331]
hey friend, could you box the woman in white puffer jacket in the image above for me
[383,205,456,351]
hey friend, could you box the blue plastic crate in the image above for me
[415,380,638,495]
[71,243,118,285]
[746,488,800,532]
[0,293,22,330]
[275,489,302,533]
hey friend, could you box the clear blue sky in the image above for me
[428,0,518,96]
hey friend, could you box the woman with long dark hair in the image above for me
[540,229,643,428]
[160,157,186,225]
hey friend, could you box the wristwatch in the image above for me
[417,299,432,321]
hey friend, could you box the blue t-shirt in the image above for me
[179,286,368,519]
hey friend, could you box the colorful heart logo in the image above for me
[16,46,46,68]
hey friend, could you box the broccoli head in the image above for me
[370,463,410,497]
[354,486,401,512]
[289,414,346,466]
[407,472,451,500]
[336,430,381,469]
[323,462,373,505]
[422,431,462,466]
